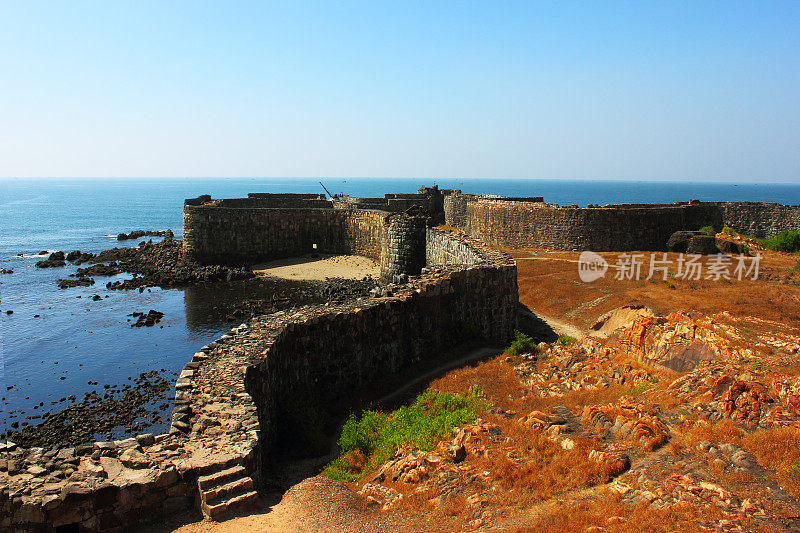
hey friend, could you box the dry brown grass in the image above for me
[479,424,622,503]
[510,248,800,330]
[430,357,523,408]
[679,419,800,500]
[741,428,800,500]
[514,495,730,533]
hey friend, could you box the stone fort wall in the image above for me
[443,194,800,251]
[183,200,430,281]
[5,218,518,532]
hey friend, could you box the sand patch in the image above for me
[253,254,380,281]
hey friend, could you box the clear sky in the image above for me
[1,1,798,181]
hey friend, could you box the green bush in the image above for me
[789,461,800,476]
[338,410,385,455]
[507,330,535,356]
[323,389,484,481]
[699,225,716,236]
[556,334,576,345]
[757,230,800,253]
[722,226,737,236]
[627,380,656,396]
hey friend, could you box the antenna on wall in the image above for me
[319,181,334,199]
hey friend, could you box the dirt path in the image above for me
[165,477,419,533]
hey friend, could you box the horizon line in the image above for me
[2,176,800,184]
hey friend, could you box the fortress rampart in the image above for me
[442,193,800,251]
[4,202,518,531]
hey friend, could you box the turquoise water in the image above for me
[1,177,799,439]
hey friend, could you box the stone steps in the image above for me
[197,465,258,519]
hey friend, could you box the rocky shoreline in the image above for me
[5,237,383,450]
[69,239,255,290]
[3,370,174,449]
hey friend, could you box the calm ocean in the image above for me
[2,177,800,440]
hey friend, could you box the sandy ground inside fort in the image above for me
[253,254,380,280]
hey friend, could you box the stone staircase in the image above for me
[197,465,258,519]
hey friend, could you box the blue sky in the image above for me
[1,1,798,181]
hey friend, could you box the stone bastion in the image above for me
[2,192,519,532]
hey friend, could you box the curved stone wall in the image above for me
[458,199,800,251]
[720,202,800,238]
[3,228,518,532]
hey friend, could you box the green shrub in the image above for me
[789,461,800,476]
[338,410,385,455]
[699,225,716,236]
[757,230,800,253]
[507,331,535,356]
[627,380,656,396]
[722,226,736,236]
[323,389,484,481]
[556,334,576,345]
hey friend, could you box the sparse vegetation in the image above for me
[665,281,676,289]
[699,225,716,236]
[756,229,800,253]
[627,380,656,396]
[791,259,800,273]
[556,334,576,345]
[750,359,768,372]
[507,330,535,356]
[323,389,484,482]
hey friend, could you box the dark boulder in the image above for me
[667,231,719,255]
[687,235,719,255]
[57,277,95,289]
[36,252,67,268]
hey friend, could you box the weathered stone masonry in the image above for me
[3,203,518,531]
[443,194,800,251]
[183,197,434,281]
